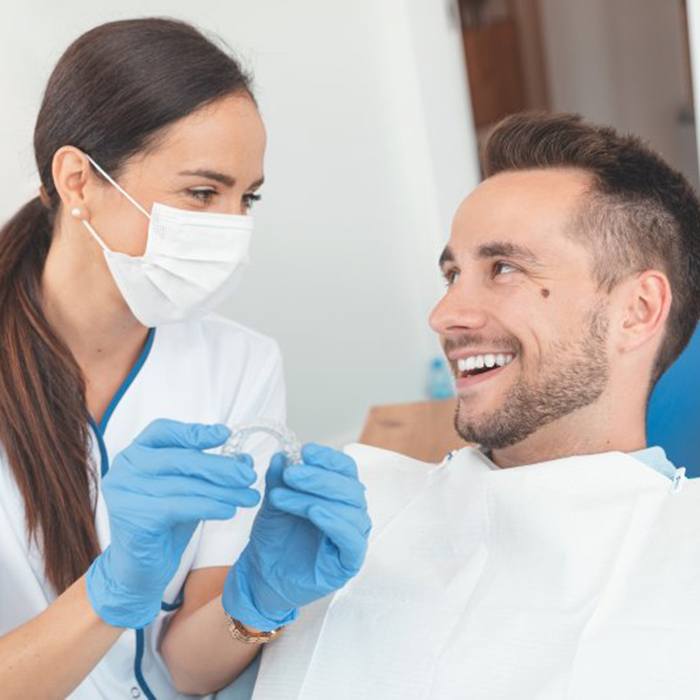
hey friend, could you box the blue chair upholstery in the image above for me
[647,325,700,477]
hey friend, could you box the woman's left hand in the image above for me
[222,444,371,631]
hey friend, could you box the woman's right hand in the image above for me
[86,418,260,629]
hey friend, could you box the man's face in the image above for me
[429,168,611,449]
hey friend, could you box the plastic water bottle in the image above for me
[427,356,454,400]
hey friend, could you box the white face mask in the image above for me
[79,155,253,327]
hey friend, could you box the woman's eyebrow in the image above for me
[178,168,236,187]
[177,170,265,191]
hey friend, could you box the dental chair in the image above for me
[647,325,700,478]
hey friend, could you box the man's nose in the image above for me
[428,288,489,336]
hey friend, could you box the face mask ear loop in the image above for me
[85,154,151,220]
[80,219,111,253]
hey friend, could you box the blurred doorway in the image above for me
[457,0,699,189]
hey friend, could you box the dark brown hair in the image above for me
[0,18,252,593]
[483,112,700,387]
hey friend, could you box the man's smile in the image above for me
[449,352,517,392]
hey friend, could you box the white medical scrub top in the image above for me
[0,313,286,700]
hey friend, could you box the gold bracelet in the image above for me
[224,612,284,645]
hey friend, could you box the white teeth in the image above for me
[456,353,516,373]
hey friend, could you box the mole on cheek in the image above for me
[541,288,550,298]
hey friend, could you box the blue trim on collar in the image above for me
[88,329,155,478]
[97,328,156,435]
[88,415,110,479]
[87,328,157,699]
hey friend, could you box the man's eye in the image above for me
[444,269,460,287]
[187,188,216,203]
[493,261,518,276]
[243,192,262,211]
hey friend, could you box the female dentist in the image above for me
[0,17,370,699]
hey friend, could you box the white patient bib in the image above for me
[254,445,700,700]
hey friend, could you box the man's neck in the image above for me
[489,399,647,469]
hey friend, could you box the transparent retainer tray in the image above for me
[221,418,302,465]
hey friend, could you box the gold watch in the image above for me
[224,612,284,645]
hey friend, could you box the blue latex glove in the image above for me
[222,443,371,631]
[86,419,260,628]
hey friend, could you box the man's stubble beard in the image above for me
[454,302,610,450]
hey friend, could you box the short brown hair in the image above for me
[484,112,700,387]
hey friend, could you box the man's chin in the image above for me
[454,402,528,450]
[455,396,505,428]
[454,406,496,446]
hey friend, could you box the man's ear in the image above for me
[617,270,672,354]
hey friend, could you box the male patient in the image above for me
[252,113,700,699]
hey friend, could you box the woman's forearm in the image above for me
[0,575,124,699]
[160,594,263,695]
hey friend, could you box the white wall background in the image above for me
[0,0,479,443]
[538,0,699,188]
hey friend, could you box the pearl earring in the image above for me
[71,207,82,218]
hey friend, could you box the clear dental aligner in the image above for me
[222,419,302,465]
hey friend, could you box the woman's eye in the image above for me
[493,261,518,276]
[187,188,216,203]
[243,192,262,211]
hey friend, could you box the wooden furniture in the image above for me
[463,17,527,128]
[358,398,469,463]
[457,0,550,162]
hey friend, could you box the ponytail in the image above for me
[0,197,99,593]
[2,15,254,593]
